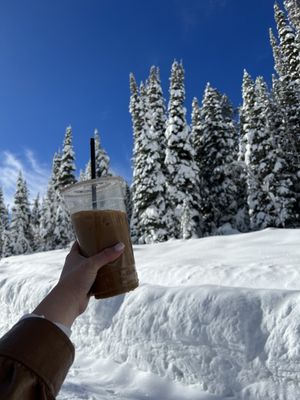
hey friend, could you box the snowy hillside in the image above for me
[0,228,300,399]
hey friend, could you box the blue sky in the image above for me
[0,0,282,205]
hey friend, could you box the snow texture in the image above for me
[0,229,300,399]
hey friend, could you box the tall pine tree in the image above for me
[0,188,8,257]
[270,3,300,223]
[195,83,239,235]
[80,129,111,181]
[60,125,76,189]
[7,172,34,255]
[129,74,146,242]
[164,61,201,239]
[30,193,42,251]
[134,66,168,243]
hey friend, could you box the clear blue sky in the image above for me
[0,0,282,204]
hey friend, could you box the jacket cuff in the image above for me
[0,317,75,396]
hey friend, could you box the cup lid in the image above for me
[61,176,126,195]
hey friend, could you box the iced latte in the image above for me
[62,177,139,299]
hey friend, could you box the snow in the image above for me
[0,228,300,399]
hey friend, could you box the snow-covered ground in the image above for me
[0,228,300,399]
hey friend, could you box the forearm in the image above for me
[33,283,80,328]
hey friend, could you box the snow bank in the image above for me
[0,228,300,399]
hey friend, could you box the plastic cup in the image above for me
[62,176,138,298]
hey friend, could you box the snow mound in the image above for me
[0,228,300,399]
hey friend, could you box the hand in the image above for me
[33,241,125,328]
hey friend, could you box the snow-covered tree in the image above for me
[266,82,296,227]
[194,83,239,235]
[180,199,199,239]
[271,3,300,224]
[239,70,256,162]
[30,193,42,251]
[7,172,34,255]
[60,125,76,189]
[53,192,74,249]
[284,0,300,32]
[39,183,58,251]
[129,74,145,242]
[80,129,112,181]
[123,181,132,224]
[133,66,168,243]
[164,61,201,239]
[244,76,296,229]
[0,188,9,257]
[51,151,62,191]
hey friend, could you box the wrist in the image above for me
[33,284,79,328]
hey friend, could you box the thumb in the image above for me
[87,242,125,273]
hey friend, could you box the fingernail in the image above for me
[113,242,125,252]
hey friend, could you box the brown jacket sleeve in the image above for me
[0,317,75,399]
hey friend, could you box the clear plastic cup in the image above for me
[62,176,138,298]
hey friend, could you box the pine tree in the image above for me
[244,76,296,229]
[53,192,74,249]
[164,61,201,239]
[237,70,257,231]
[129,74,145,242]
[0,188,8,257]
[39,183,58,251]
[284,0,300,31]
[60,125,76,189]
[190,97,204,236]
[51,151,62,191]
[31,193,42,251]
[180,199,199,239]
[133,66,168,243]
[245,77,274,229]
[195,83,239,235]
[266,82,296,227]
[239,70,256,162]
[274,3,300,80]
[123,182,132,223]
[8,172,34,255]
[271,3,300,223]
[81,129,112,181]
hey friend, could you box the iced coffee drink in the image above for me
[62,177,138,299]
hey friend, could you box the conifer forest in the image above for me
[0,0,300,256]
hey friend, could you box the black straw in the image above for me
[90,138,97,209]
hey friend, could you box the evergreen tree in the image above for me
[133,66,168,243]
[2,230,13,258]
[239,70,256,162]
[195,83,239,235]
[245,77,275,229]
[8,172,34,255]
[81,129,112,181]
[39,183,57,251]
[190,97,204,236]
[124,181,133,224]
[31,193,42,251]
[0,188,8,257]
[51,151,62,191]
[164,61,201,239]
[274,3,299,80]
[60,125,76,189]
[244,76,296,229]
[271,3,300,223]
[53,192,74,249]
[266,82,296,227]
[284,0,300,32]
[129,74,145,242]
[180,199,199,239]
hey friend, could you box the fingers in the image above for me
[87,242,125,272]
